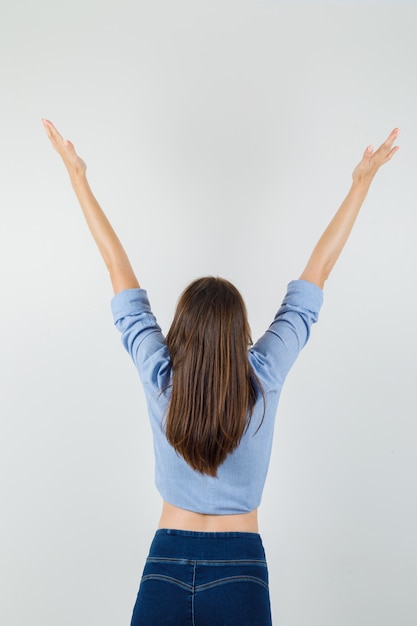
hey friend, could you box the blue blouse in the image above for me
[111,279,323,514]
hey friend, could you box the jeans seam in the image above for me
[141,574,193,592]
[195,575,270,593]
[191,561,196,626]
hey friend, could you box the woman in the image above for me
[42,119,399,625]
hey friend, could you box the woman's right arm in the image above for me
[42,119,140,295]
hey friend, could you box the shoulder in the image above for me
[111,288,170,389]
[249,279,324,388]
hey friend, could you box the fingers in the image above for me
[373,128,400,164]
[384,127,400,146]
[380,127,400,153]
[42,118,75,155]
[42,119,73,148]
[42,118,62,141]
[42,119,53,142]
[386,145,400,161]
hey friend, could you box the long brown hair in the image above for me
[165,276,263,477]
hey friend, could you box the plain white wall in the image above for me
[1,1,416,624]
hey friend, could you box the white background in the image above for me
[1,1,416,624]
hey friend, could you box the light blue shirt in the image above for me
[111,279,323,514]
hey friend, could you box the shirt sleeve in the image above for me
[249,279,323,390]
[111,288,171,392]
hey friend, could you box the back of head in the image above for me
[166,277,261,476]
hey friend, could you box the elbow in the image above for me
[299,264,329,290]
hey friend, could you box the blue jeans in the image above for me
[130,529,272,625]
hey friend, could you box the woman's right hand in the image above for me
[42,119,87,179]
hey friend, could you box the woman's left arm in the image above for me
[42,119,140,295]
[300,128,400,289]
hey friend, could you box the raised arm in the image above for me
[300,128,400,289]
[42,119,140,294]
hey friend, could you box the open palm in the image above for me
[352,128,399,184]
[42,119,87,177]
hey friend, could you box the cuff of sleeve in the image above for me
[111,288,151,323]
[286,280,324,312]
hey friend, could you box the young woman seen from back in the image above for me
[43,119,399,625]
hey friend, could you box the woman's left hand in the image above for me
[352,128,400,186]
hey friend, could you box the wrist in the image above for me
[351,176,373,194]
[69,168,88,187]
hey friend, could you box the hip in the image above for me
[130,529,272,625]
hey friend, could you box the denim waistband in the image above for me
[149,529,266,562]
[157,529,261,539]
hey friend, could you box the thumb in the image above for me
[363,144,374,160]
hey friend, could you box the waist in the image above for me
[149,528,266,562]
[158,501,259,533]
